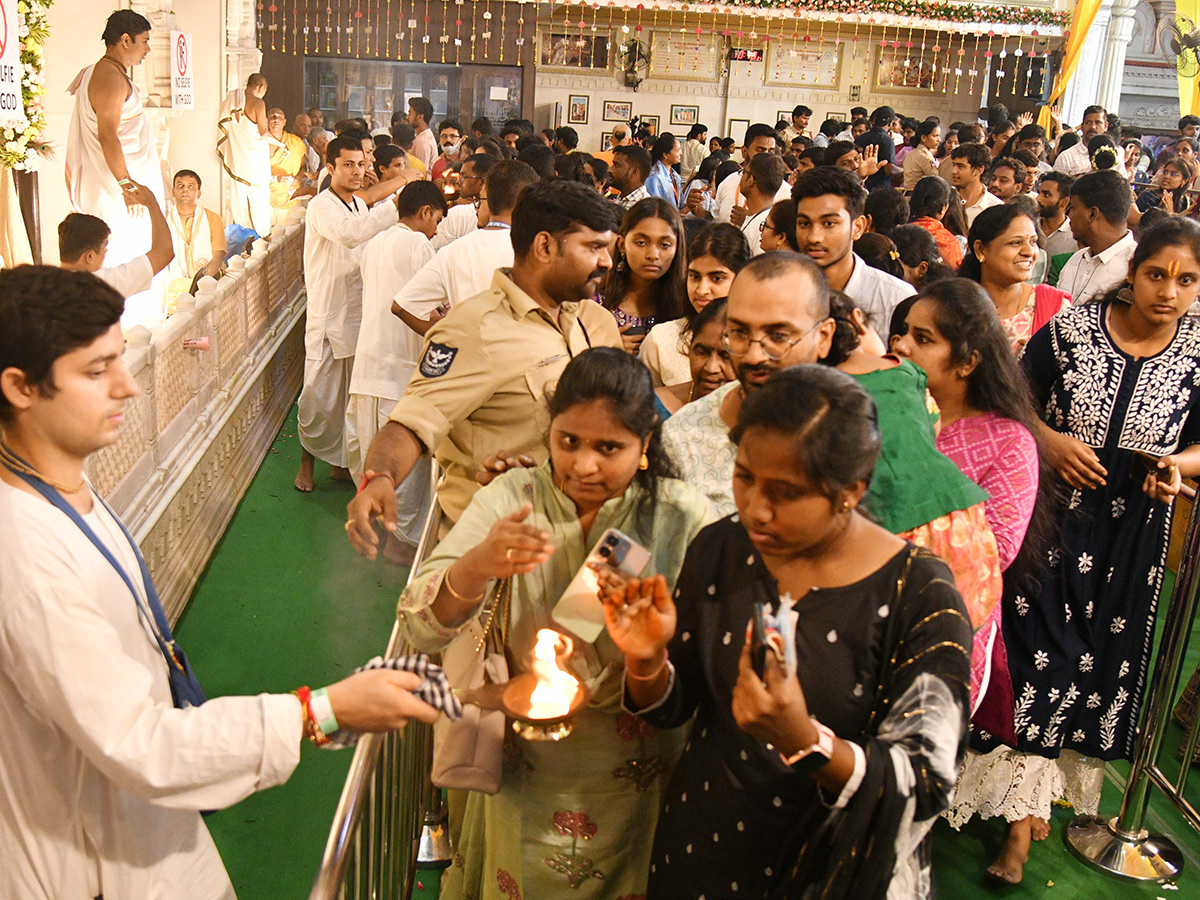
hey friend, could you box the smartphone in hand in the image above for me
[552,528,651,642]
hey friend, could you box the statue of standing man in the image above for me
[65,10,166,327]
[218,74,279,238]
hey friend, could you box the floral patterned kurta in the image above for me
[977,302,1200,764]
[397,464,710,900]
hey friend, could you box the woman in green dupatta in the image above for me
[398,347,711,900]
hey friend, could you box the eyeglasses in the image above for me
[473,195,489,209]
[722,320,823,360]
[760,220,777,235]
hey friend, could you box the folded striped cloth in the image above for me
[324,653,462,750]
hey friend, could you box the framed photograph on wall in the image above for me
[670,104,700,127]
[641,115,660,135]
[600,132,614,152]
[874,46,937,90]
[727,118,750,144]
[777,109,793,125]
[764,40,842,88]
[539,32,611,71]
[603,100,633,122]
[567,94,589,125]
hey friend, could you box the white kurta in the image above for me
[65,63,166,328]
[0,480,302,900]
[429,203,478,252]
[217,91,272,237]
[394,226,513,319]
[299,190,399,464]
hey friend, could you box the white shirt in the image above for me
[350,223,436,401]
[395,225,514,318]
[303,189,399,359]
[842,253,916,334]
[97,255,154,298]
[1053,140,1124,177]
[430,203,479,252]
[962,187,1004,229]
[412,126,438,174]
[0,480,301,900]
[1058,231,1137,305]
[741,206,770,255]
[1044,218,1079,262]
[715,170,792,224]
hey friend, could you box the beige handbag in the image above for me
[431,576,512,794]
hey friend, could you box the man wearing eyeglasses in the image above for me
[394,160,538,337]
[662,252,836,517]
[430,153,496,252]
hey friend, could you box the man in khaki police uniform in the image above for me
[345,179,623,558]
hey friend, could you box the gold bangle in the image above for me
[444,567,483,604]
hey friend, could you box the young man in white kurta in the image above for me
[296,135,416,492]
[393,159,537,325]
[0,265,437,900]
[346,182,445,553]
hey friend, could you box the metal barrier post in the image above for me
[1065,488,1200,881]
[308,459,443,900]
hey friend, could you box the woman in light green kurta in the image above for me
[398,348,710,900]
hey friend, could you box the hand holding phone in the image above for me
[553,528,650,642]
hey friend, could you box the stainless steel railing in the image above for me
[309,459,443,900]
[1066,483,1200,881]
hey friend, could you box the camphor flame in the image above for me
[527,629,579,720]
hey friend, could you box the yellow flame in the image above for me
[527,629,579,720]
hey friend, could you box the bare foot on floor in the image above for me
[986,816,1031,885]
[1030,816,1051,841]
[294,451,315,492]
[330,465,354,483]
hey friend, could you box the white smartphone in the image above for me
[552,528,651,642]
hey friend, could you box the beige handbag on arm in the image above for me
[431,576,512,794]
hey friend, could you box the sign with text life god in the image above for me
[0,0,25,129]
[171,30,193,110]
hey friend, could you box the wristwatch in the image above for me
[779,717,836,774]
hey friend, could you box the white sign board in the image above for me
[171,30,193,110]
[0,0,24,128]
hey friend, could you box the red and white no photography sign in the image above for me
[170,30,193,110]
[0,0,24,129]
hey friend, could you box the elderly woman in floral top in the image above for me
[398,348,710,900]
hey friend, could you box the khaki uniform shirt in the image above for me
[388,269,622,522]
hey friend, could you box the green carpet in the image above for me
[175,408,1200,899]
[175,406,410,900]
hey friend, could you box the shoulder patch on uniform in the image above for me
[419,342,458,378]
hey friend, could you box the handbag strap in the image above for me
[474,576,513,654]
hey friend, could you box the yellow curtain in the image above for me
[1038,0,1104,131]
[1177,0,1200,116]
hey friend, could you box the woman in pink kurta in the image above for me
[893,278,1058,885]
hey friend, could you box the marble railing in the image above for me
[86,218,307,621]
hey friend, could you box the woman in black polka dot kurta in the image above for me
[605,367,972,900]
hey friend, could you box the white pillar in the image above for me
[1061,3,1112,127]
[1096,0,1139,114]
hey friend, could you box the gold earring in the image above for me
[638,452,649,471]
[840,500,851,513]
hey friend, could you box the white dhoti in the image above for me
[66,63,167,328]
[298,337,352,468]
[217,91,272,238]
[345,394,433,547]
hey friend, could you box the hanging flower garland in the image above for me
[1,0,53,172]
[627,0,1067,29]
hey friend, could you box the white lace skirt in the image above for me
[944,747,1106,829]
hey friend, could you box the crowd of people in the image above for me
[5,7,1200,900]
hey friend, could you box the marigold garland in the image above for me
[0,0,53,172]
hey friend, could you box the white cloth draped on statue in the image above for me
[217,89,272,238]
[65,63,166,327]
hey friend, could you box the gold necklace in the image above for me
[0,439,87,494]
[98,54,130,79]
